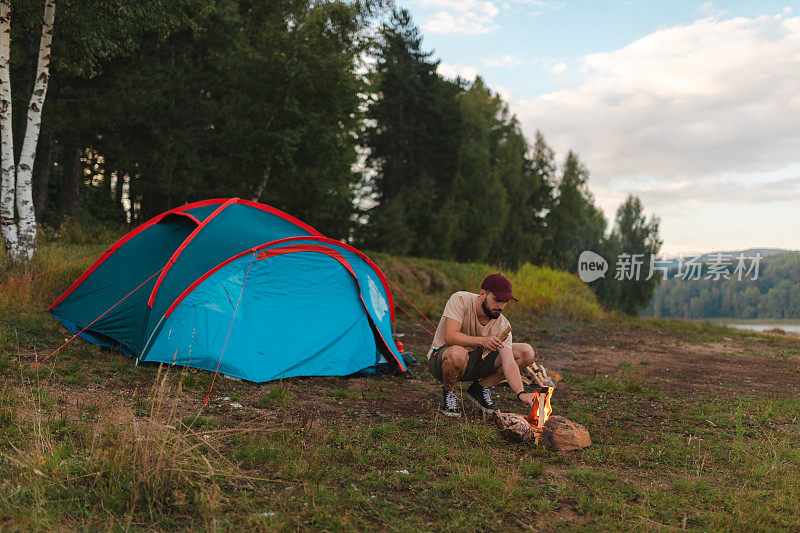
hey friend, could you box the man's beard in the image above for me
[482,299,502,319]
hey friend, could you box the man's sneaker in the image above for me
[466,381,498,413]
[440,389,462,417]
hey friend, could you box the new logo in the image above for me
[578,251,608,283]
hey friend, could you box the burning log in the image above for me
[493,411,590,450]
[527,385,554,430]
[493,363,591,450]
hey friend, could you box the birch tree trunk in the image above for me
[14,0,55,261]
[251,162,271,202]
[33,130,53,218]
[0,1,17,256]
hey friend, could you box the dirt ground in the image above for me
[398,316,800,397]
[7,313,800,530]
[28,315,800,427]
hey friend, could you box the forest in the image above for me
[645,252,800,319]
[3,1,661,313]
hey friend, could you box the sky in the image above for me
[399,0,800,257]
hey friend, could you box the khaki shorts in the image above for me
[428,345,500,383]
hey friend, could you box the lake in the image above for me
[716,322,800,334]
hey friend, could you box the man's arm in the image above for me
[443,318,504,351]
[498,347,534,405]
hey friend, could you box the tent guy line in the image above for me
[35,266,165,367]
[206,251,256,405]
[394,299,435,337]
[48,198,408,382]
[386,275,438,332]
[0,251,102,290]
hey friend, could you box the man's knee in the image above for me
[442,345,469,369]
[514,343,535,366]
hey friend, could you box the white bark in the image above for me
[251,163,271,202]
[0,0,17,256]
[15,0,55,261]
[0,0,55,262]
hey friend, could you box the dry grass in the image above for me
[3,235,799,530]
[0,365,265,529]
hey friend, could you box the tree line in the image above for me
[1,2,661,313]
[644,253,800,319]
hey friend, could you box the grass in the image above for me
[2,340,800,530]
[1,236,800,529]
[369,252,604,321]
[0,367,258,530]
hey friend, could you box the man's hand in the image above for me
[480,335,504,352]
[517,392,536,406]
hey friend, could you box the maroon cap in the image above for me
[480,273,517,301]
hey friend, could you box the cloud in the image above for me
[437,62,480,81]
[513,14,800,200]
[482,54,525,67]
[419,0,565,35]
[629,175,800,213]
[513,0,567,9]
[550,62,567,74]
[422,0,499,35]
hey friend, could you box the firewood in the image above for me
[482,325,512,359]
[541,415,591,451]
[522,367,537,382]
[492,411,533,442]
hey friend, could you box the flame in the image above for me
[527,386,554,429]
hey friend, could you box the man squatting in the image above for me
[427,273,537,416]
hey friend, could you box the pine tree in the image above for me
[488,127,555,268]
[603,194,662,314]
[451,77,506,262]
[545,151,606,271]
[360,9,461,255]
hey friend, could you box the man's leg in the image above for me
[436,345,469,417]
[440,345,469,390]
[478,343,535,388]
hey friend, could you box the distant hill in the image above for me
[644,251,800,319]
[658,248,798,270]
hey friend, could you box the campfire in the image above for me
[524,362,555,431]
[493,362,591,451]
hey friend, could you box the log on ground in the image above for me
[541,415,591,451]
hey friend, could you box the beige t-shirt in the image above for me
[427,291,512,359]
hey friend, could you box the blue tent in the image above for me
[49,198,407,381]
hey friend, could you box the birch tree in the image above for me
[0,0,55,263]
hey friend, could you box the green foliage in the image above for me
[359,11,555,267]
[545,151,607,271]
[451,78,508,262]
[359,8,463,256]
[593,195,663,314]
[369,251,603,321]
[490,130,555,268]
[76,0,366,236]
[509,264,604,321]
[15,0,373,238]
[11,0,206,78]
[645,252,800,318]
